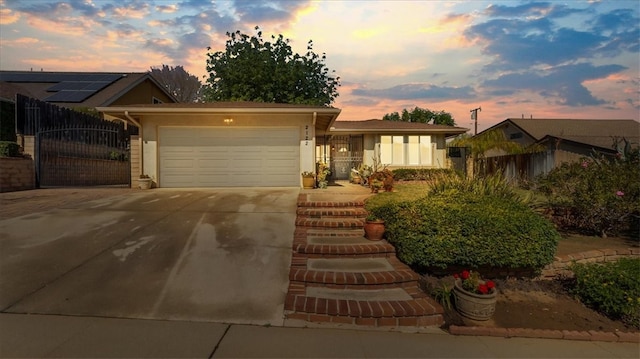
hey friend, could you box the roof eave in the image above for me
[97,106,342,120]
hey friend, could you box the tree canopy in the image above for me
[382,107,456,126]
[203,27,340,106]
[149,65,203,103]
[449,129,544,158]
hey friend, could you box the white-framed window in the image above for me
[380,135,432,165]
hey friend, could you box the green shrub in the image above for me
[571,258,640,328]
[392,168,457,181]
[369,191,560,270]
[536,151,640,237]
[0,141,20,157]
[429,173,519,201]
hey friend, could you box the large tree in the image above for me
[203,27,340,105]
[383,107,456,126]
[149,65,202,103]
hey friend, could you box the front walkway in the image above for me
[285,181,444,329]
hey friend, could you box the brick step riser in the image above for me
[285,295,442,320]
[295,219,365,229]
[289,269,419,283]
[292,251,395,258]
[296,209,368,218]
[285,312,443,328]
[297,202,365,209]
[290,278,420,288]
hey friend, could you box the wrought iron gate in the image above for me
[317,135,363,180]
[17,94,135,187]
[36,127,130,187]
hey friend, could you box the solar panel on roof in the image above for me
[44,90,94,103]
[46,81,113,92]
[0,72,123,83]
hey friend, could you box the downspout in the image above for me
[124,111,143,180]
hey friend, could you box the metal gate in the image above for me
[36,127,130,187]
[16,94,135,187]
[448,146,469,176]
[317,135,363,180]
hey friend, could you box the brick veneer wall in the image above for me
[0,157,35,193]
[540,248,640,279]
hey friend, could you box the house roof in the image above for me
[97,102,342,131]
[330,119,469,137]
[0,70,177,107]
[484,118,640,150]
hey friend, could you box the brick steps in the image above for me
[285,193,444,328]
[296,207,368,218]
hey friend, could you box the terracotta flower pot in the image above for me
[363,220,385,241]
[452,278,497,321]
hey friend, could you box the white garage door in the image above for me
[159,127,300,187]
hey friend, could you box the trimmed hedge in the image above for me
[571,258,640,328]
[0,141,20,157]
[392,168,456,181]
[369,191,560,270]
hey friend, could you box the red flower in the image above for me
[486,280,495,289]
[453,273,459,279]
[461,270,470,279]
[478,284,489,294]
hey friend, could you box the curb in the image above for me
[449,325,640,343]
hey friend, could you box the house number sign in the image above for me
[305,125,309,146]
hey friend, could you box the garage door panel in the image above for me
[159,127,299,187]
[198,158,230,169]
[163,158,195,169]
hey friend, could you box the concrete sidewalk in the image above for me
[1,313,638,358]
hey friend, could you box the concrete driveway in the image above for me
[0,188,298,326]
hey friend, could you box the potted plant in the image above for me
[316,161,330,189]
[301,171,316,189]
[369,178,383,193]
[138,174,152,189]
[357,164,372,186]
[363,214,385,241]
[350,168,362,184]
[452,270,497,321]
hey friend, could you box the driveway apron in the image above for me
[0,188,298,326]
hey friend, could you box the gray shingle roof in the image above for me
[507,118,640,149]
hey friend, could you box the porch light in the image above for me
[224,118,234,125]
[338,147,348,152]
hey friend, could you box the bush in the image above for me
[429,173,519,201]
[0,141,20,157]
[536,151,640,237]
[369,191,560,270]
[571,258,640,328]
[392,168,456,181]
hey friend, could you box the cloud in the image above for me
[484,2,581,19]
[0,7,19,24]
[483,63,627,106]
[466,18,606,70]
[156,4,179,14]
[232,0,311,24]
[352,83,476,100]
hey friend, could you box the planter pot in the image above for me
[363,220,385,241]
[138,178,152,189]
[302,176,315,189]
[452,278,497,321]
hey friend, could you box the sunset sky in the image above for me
[1,0,638,132]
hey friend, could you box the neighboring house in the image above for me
[476,118,640,180]
[322,120,468,180]
[98,103,468,188]
[0,71,177,109]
